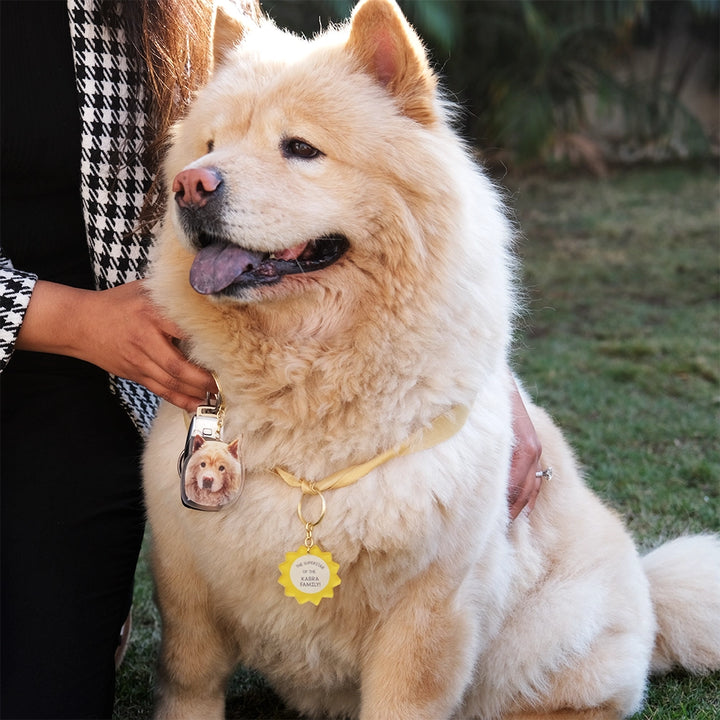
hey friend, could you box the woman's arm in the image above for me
[16,279,214,412]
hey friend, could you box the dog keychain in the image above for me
[177,374,244,511]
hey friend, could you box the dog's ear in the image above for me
[211,0,258,70]
[192,434,206,453]
[227,438,241,460]
[346,0,437,125]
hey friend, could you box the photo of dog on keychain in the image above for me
[181,435,243,509]
[142,0,720,718]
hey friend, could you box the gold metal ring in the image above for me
[297,489,326,527]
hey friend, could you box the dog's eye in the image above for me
[207,139,214,153]
[282,138,322,160]
[200,461,206,468]
[219,465,225,472]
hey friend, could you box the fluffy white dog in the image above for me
[143,1,720,718]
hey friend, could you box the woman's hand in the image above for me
[508,378,543,520]
[17,279,215,412]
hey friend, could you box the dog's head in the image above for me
[152,0,514,463]
[184,435,243,505]
[159,0,485,313]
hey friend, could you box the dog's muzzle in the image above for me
[172,166,349,295]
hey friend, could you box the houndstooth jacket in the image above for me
[0,0,159,434]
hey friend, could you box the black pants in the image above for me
[1,353,146,719]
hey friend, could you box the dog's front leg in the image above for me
[359,584,477,720]
[151,547,236,720]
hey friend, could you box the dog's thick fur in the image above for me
[143,1,720,718]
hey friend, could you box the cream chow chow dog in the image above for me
[182,435,243,508]
[142,1,720,718]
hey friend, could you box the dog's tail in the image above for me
[642,534,720,675]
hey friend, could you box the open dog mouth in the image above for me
[189,234,349,295]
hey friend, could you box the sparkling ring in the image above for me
[535,467,553,481]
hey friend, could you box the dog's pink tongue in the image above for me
[189,243,265,294]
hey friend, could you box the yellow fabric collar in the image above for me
[273,404,471,495]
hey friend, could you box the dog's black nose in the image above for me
[173,167,223,210]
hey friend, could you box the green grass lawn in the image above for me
[508,164,720,719]
[114,164,719,718]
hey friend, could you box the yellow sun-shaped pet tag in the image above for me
[278,545,341,606]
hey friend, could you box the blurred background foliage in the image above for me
[262,0,719,172]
